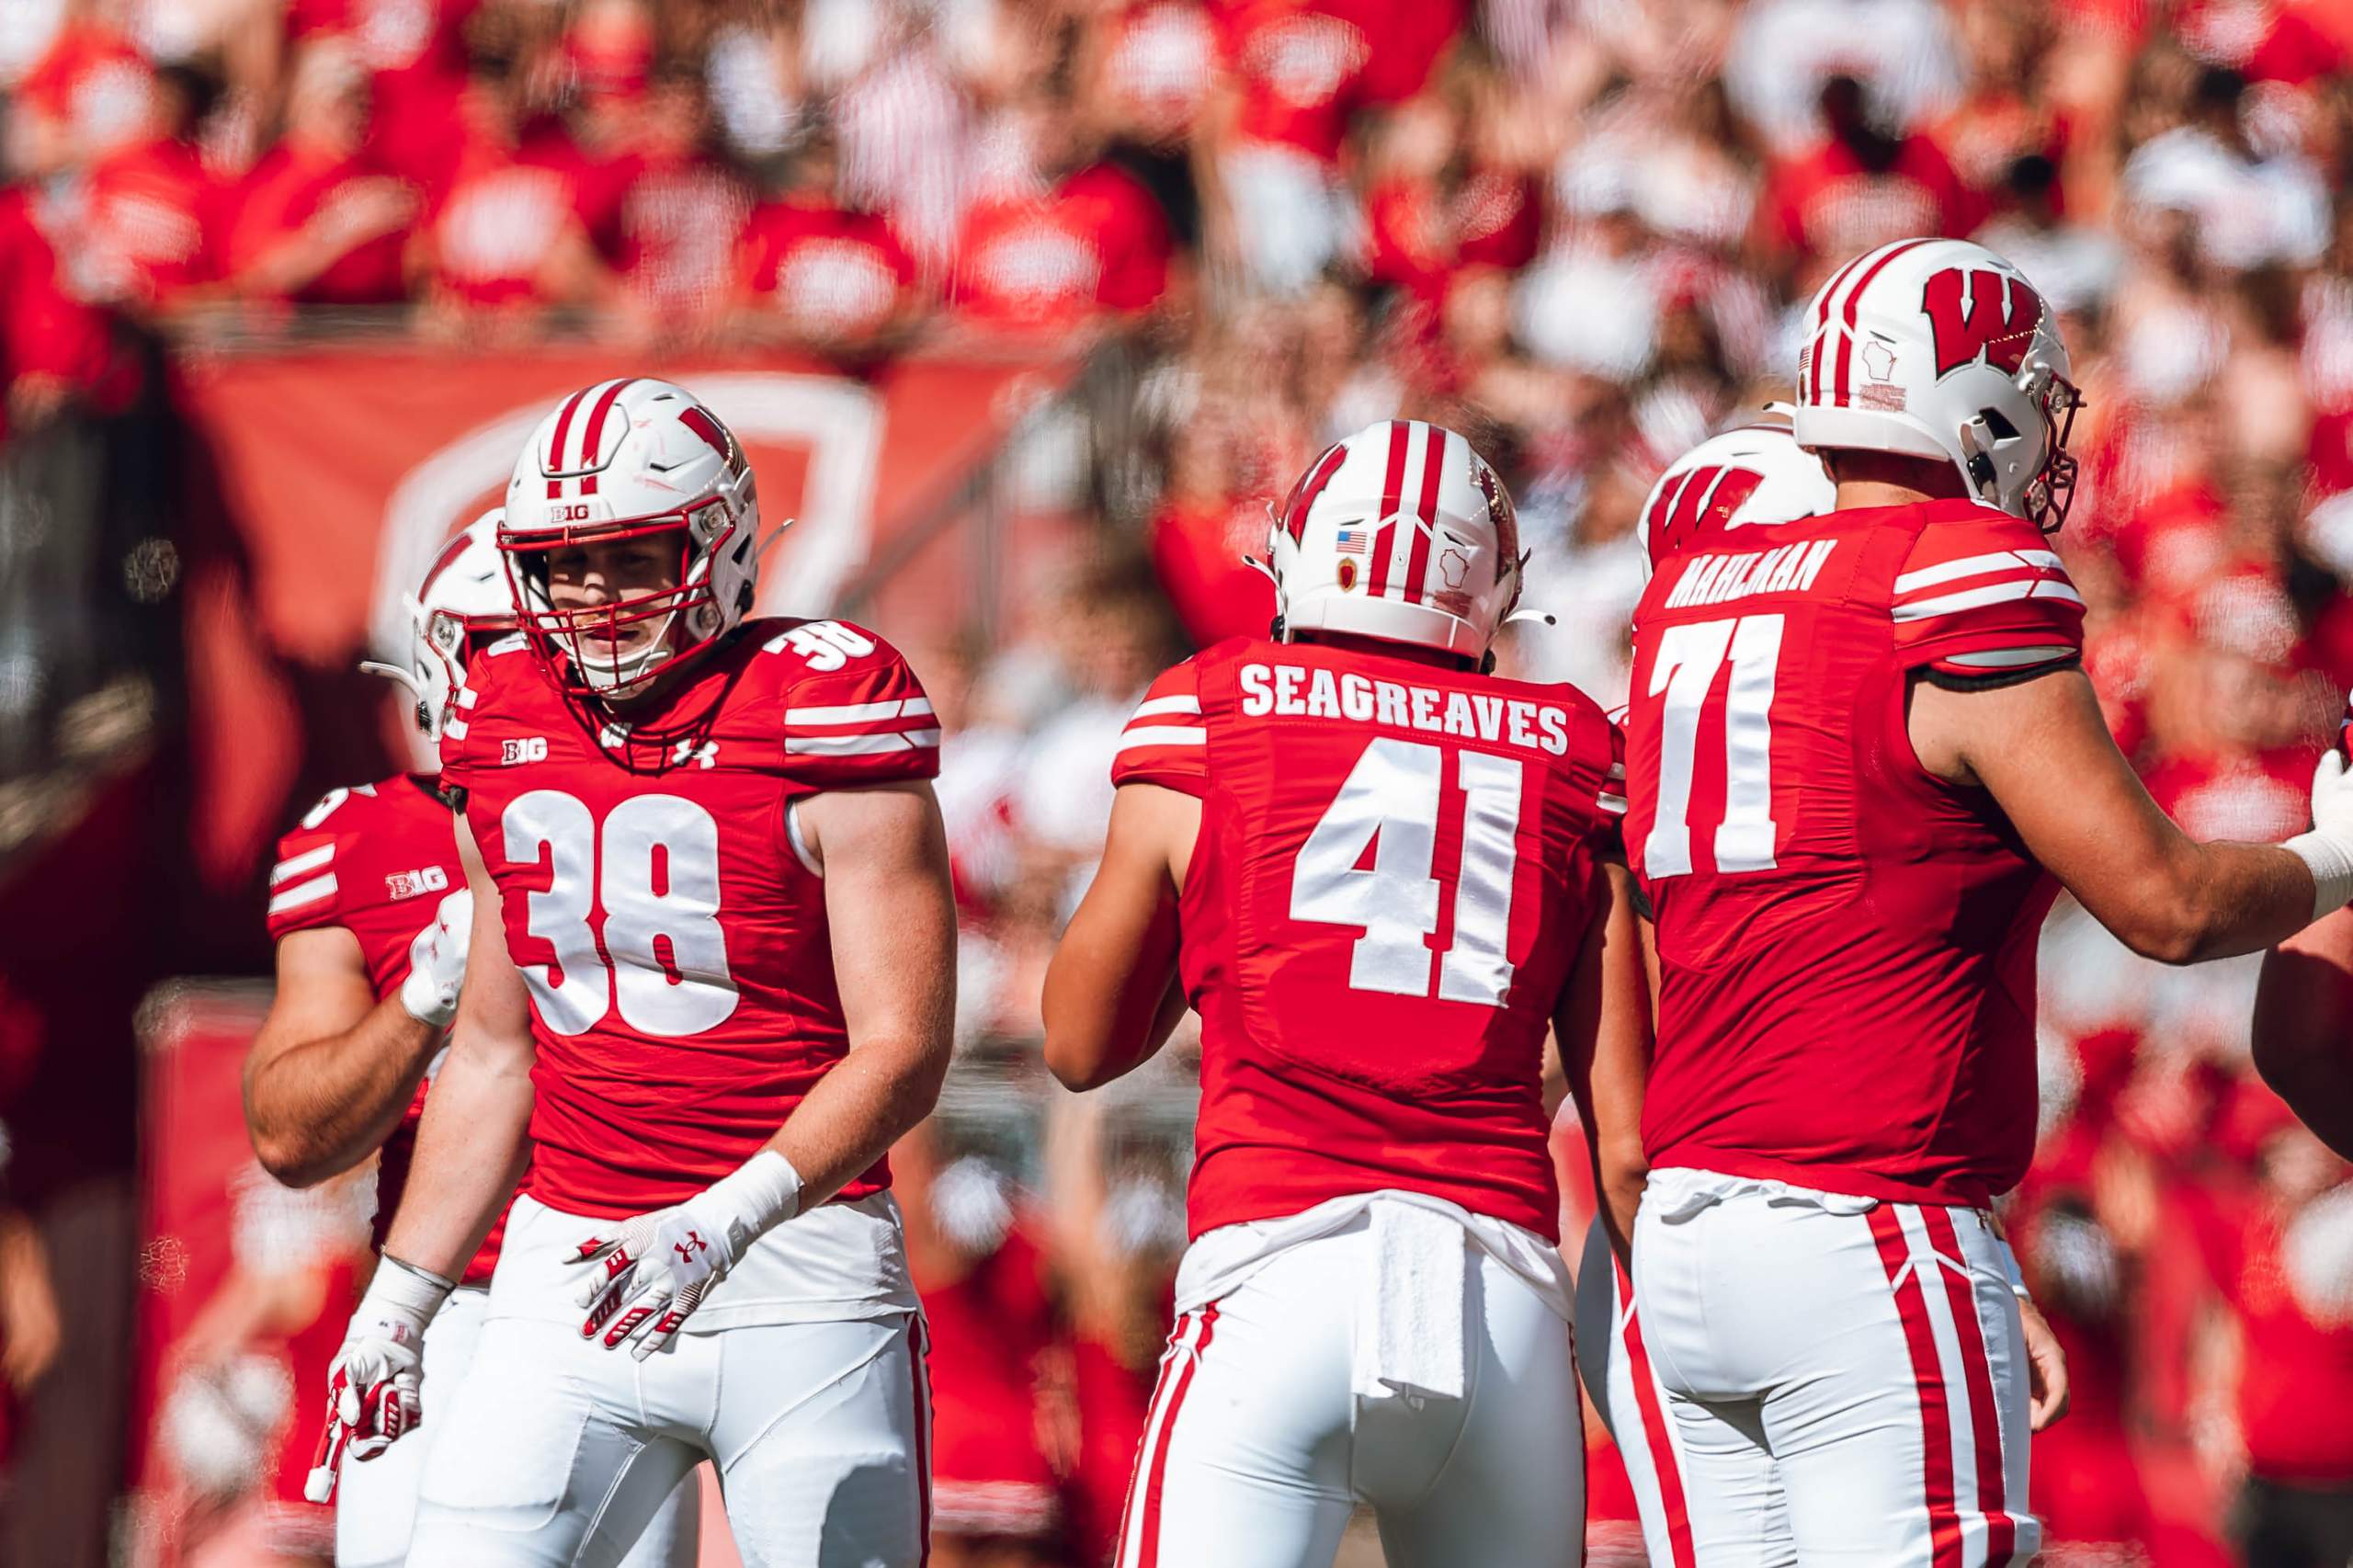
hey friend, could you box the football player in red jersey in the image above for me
[259,514,700,1568]
[318,379,957,1566]
[1041,420,1651,1567]
[2255,715,2353,1160]
[1617,235,2353,1567]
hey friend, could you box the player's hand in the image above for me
[567,1199,739,1360]
[2313,744,2353,839]
[304,1256,454,1503]
[566,1150,802,1361]
[397,890,472,1028]
[2018,1296,2070,1433]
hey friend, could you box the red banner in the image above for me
[170,347,1072,888]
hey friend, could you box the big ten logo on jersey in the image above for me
[1237,660,1572,756]
[502,736,550,766]
[766,619,874,672]
[385,865,451,901]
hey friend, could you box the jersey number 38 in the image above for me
[501,790,742,1037]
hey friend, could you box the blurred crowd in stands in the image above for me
[9,0,2353,1562]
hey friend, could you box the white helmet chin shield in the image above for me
[499,378,766,701]
[1791,236,2082,530]
[1636,410,1836,580]
[361,509,517,740]
[1265,420,1526,661]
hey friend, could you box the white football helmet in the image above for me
[362,509,518,740]
[1266,420,1526,661]
[1636,412,1836,579]
[1792,236,2081,530]
[499,378,764,699]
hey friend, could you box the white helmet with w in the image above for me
[501,377,765,699]
[362,509,518,739]
[1637,412,1836,578]
[1792,237,2081,530]
[1267,420,1526,660]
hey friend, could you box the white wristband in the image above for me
[366,1253,457,1322]
[2000,1242,2032,1303]
[2286,831,2353,923]
[698,1150,804,1256]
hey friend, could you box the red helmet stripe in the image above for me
[1404,423,1446,606]
[1281,442,1347,543]
[545,381,593,472]
[676,404,733,462]
[1643,468,1695,562]
[1368,420,1411,597]
[1809,250,1873,404]
[1833,238,1931,406]
[1666,465,1720,549]
[575,378,639,471]
[417,528,476,597]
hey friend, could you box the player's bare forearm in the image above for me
[1556,862,1651,1262]
[245,927,441,1187]
[381,849,534,1278]
[785,782,957,1206]
[2254,909,2353,1159]
[1043,783,1198,1091]
[1915,668,2318,962]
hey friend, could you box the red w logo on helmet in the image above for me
[1644,465,1765,566]
[1922,269,2045,380]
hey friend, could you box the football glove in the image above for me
[2289,723,2353,921]
[567,1150,801,1361]
[303,1255,454,1503]
[396,890,472,1028]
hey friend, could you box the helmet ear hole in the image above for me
[1980,408,2020,441]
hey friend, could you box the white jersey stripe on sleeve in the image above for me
[1131,694,1204,720]
[1117,725,1206,753]
[1891,579,2084,623]
[787,727,939,756]
[1597,792,1628,814]
[269,843,335,886]
[444,716,469,741]
[1893,549,2065,596]
[267,871,337,915]
[785,698,930,726]
[1941,644,2076,669]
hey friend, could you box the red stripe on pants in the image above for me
[1368,420,1410,596]
[906,1315,933,1566]
[1869,1206,1964,1568]
[1616,1258,1698,1568]
[1114,1312,1190,1568]
[1403,424,1444,603]
[1134,1302,1219,1568]
[1921,1206,2019,1565]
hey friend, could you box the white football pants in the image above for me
[1574,1219,1793,1568]
[1114,1204,1584,1568]
[1629,1168,2040,1568]
[334,1282,700,1567]
[408,1202,930,1568]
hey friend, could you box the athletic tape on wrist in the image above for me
[2286,831,2353,923]
[367,1253,457,1320]
[700,1150,805,1252]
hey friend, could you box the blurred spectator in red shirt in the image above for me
[409,57,612,325]
[1145,412,1277,648]
[225,41,418,306]
[1762,74,1979,282]
[736,129,922,355]
[2188,1108,2353,1568]
[76,64,230,315]
[0,187,119,447]
[594,71,751,334]
[951,99,1174,332]
[284,0,480,193]
[10,22,155,181]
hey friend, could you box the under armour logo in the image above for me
[675,1231,707,1263]
[672,740,719,769]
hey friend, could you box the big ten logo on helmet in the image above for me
[766,619,874,673]
[1238,661,1572,756]
[1923,269,2046,380]
[502,736,550,766]
[385,865,451,901]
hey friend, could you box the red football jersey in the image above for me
[1113,636,1620,1243]
[1622,499,2087,1208]
[438,619,939,1219]
[266,772,503,1283]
